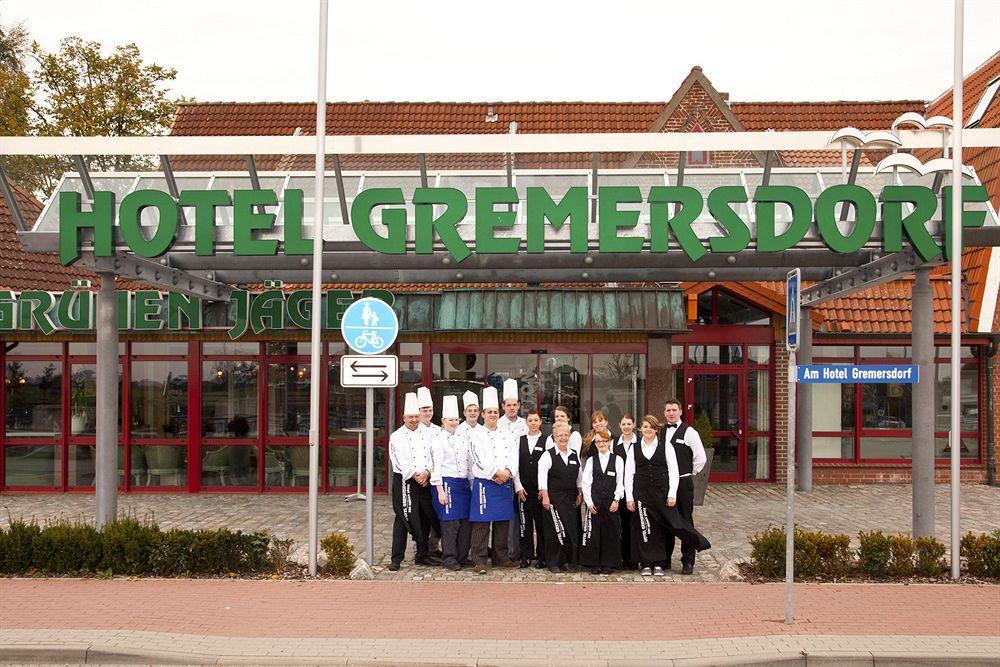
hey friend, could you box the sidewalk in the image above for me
[1,579,998,664]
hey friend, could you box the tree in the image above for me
[1,22,183,196]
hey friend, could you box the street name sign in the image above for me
[341,355,399,388]
[796,364,919,384]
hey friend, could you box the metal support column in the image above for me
[95,272,119,528]
[911,267,935,536]
[796,308,812,491]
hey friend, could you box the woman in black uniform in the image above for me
[539,422,582,572]
[624,415,709,577]
[613,413,638,570]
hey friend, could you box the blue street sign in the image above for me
[341,297,399,355]
[786,268,800,352]
[796,364,919,384]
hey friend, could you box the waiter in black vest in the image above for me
[513,409,548,568]
[660,398,707,575]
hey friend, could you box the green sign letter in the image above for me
[526,187,588,253]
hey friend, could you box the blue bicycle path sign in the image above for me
[341,297,399,355]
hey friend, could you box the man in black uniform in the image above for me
[513,410,548,568]
[660,399,707,575]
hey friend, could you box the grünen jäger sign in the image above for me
[58,184,989,266]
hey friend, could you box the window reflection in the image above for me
[5,360,62,438]
[130,361,188,439]
[267,364,311,437]
[202,361,259,438]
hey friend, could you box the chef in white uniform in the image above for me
[388,392,439,571]
[430,395,474,571]
[498,378,528,562]
[456,390,481,437]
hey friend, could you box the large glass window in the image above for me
[327,361,387,440]
[591,354,645,428]
[861,383,913,430]
[486,354,539,417]
[267,363,311,437]
[131,444,187,487]
[200,445,258,486]
[202,360,259,439]
[4,445,61,487]
[69,363,122,435]
[540,354,588,429]
[4,360,62,439]
[130,361,188,439]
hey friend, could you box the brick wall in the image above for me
[773,317,789,483]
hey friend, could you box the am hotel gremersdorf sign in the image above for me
[57,183,989,265]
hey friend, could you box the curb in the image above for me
[3,645,999,666]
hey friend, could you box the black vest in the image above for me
[663,423,693,476]
[547,449,580,494]
[613,435,637,463]
[590,453,619,507]
[633,438,670,501]
[518,432,547,491]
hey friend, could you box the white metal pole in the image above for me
[307,0,329,577]
[949,0,963,580]
[785,348,796,624]
[95,273,119,528]
[365,387,375,566]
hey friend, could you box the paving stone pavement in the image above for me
[1,484,997,582]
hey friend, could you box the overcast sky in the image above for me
[4,0,999,104]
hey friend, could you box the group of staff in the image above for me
[388,380,710,575]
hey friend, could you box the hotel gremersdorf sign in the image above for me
[57,183,989,266]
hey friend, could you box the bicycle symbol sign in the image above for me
[341,297,399,355]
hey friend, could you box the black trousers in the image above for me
[470,520,511,568]
[518,488,546,563]
[579,505,622,569]
[619,504,636,567]
[507,493,521,561]
[665,476,697,567]
[440,519,471,568]
[542,490,579,567]
[390,472,437,565]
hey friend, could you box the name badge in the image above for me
[607,471,616,476]
[533,446,543,452]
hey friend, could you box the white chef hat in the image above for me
[417,386,433,409]
[502,378,518,402]
[442,395,460,420]
[463,390,479,409]
[482,386,499,410]
[403,392,419,416]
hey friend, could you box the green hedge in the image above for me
[0,515,272,576]
[747,527,990,580]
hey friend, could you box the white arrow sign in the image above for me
[340,355,399,388]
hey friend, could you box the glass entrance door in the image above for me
[687,371,743,482]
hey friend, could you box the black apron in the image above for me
[580,452,622,568]
[542,448,581,567]
[517,432,547,561]
[614,436,638,567]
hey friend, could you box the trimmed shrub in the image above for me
[3,518,41,573]
[858,530,892,577]
[32,522,103,574]
[913,536,947,577]
[320,532,356,577]
[748,526,785,578]
[961,530,1000,579]
[796,529,852,578]
[887,534,915,577]
[100,514,159,575]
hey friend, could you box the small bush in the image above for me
[796,529,852,578]
[858,531,892,577]
[887,534,915,577]
[3,518,41,573]
[748,526,785,578]
[913,536,947,577]
[320,532,356,577]
[100,514,158,575]
[32,521,103,574]
[269,537,295,571]
[961,531,1000,579]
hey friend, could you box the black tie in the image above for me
[667,423,678,428]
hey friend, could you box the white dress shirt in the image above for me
[582,449,625,507]
[664,421,707,476]
[624,436,680,502]
[616,432,637,459]
[513,431,545,493]
[545,430,582,455]
[537,446,583,491]
[470,424,518,481]
[389,424,430,480]
[430,428,474,486]
[498,414,528,441]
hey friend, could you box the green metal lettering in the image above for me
[942,185,988,260]
[325,289,354,329]
[59,191,114,265]
[350,188,407,254]
[754,185,811,252]
[286,290,312,329]
[475,187,520,254]
[0,291,14,330]
[526,187,588,253]
[228,290,250,339]
[413,187,471,262]
[17,291,57,335]
[881,186,939,260]
[119,190,179,258]
[708,186,751,253]
[57,290,94,331]
[815,184,876,253]
[167,292,202,330]
[598,186,644,253]
[117,291,132,330]
[133,290,164,330]
[647,186,706,259]
[178,190,231,256]
[233,190,279,255]
[281,189,311,255]
[249,289,285,334]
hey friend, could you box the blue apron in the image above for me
[431,476,472,521]
[469,477,515,522]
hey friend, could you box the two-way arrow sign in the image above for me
[340,354,399,388]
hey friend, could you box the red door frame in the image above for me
[686,368,744,482]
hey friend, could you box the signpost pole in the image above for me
[307,0,329,578]
[949,0,964,580]
[784,268,799,625]
[365,387,375,566]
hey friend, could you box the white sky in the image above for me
[4,0,999,104]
